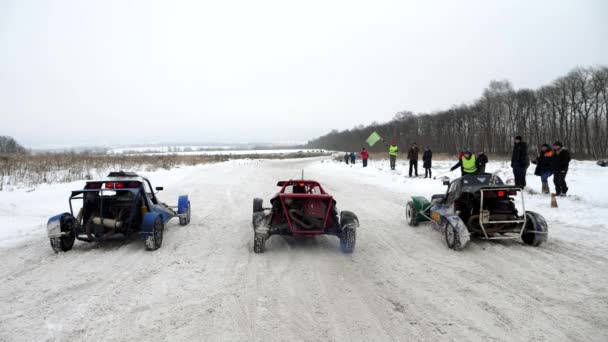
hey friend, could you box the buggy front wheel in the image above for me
[406,201,418,227]
[340,227,356,253]
[50,214,76,253]
[179,201,191,226]
[253,233,266,253]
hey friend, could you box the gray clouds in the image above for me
[1,0,607,147]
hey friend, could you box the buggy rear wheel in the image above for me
[406,201,418,227]
[50,214,76,253]
[145,217,164,250]
[253,233,266,253]
[444,222,462,250]
[340,227,356,253]
[179,201,191,226]
[522,211,548,247]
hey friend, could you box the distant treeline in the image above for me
[307,66,608,158]
[0,136,26,154]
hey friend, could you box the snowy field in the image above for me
[0,157,606,341]
[106,145,324,156]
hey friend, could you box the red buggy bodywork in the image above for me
[252,180,359,253]
[273,181,336,235]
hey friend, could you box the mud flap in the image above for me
[252,212,269,236]
[177,195,189,215]
[140,213,161,240]
[442,214,470,248]
[523,211,548,245]
[47,213,74,238]
[410,196,431,222]
[340,211,359,230]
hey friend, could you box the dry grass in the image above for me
[0,151,329,189]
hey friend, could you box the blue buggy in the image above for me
[46,172,191,252]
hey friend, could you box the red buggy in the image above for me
[252,180,359,253]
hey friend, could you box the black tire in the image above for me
[253,233,266,253]
[444,222,462,250]
[340,227,356,253]
[253,198,263,213]
[406,201,418,227]
[145,217,164,250]
[179,201,191,226]
[50,214,76,253]
[522,211,547,247]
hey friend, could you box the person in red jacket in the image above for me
[458,149,465,160]
[361,148,369,167]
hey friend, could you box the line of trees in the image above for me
[307,66,608,159]
[0,136,26,154]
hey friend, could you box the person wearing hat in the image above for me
[450,150,479,176]
[532,144,554,194]
[511,136,530,189]
[361,147,369,167]
[422,146,433,178]
[388,139,399,170]
[551,141,571,196]
[407,143,420,177]
[477,152,489,173]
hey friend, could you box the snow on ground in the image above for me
[0,157,606,341]
[107,146,325,156]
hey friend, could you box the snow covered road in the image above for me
[1,158,607,341]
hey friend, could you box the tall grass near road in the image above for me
[0,151,329,190]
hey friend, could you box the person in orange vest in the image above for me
[532,144,554,194]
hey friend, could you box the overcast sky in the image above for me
[1,0,607,148]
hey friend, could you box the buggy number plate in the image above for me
[431,212,440,221]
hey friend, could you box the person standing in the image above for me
[450,150,479,176]
[388,140,399,170]
[344,152,350,165]
[407,143,419,177]
[532,144,554,194]
[551,141,571,196]
[458,148,465,160]
[350,152,356,165]
[361,148,369,167]
[477,152,489,173]
[511,136,530,189]
[422,146,432,178]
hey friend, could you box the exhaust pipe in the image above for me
[92,217,123,229]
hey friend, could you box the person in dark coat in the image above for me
[407,143,420,177]
[477,152,488,173]
[350,152,356,165]
[511,136,530,189]
[344,152,350,165]
[532,144,554,194]
[551,141,571,196]
[361,148,369,167]
[422,146,432,178]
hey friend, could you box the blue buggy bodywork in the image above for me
[47,172,191,252]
